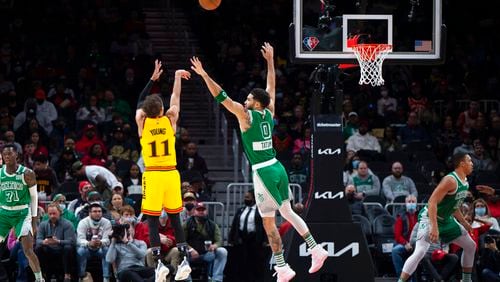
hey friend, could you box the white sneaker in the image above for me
[155,259,170,282]
[308,245,329,273]
[174,256,192,281]
[273,264,296,282]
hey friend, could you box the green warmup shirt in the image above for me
[0,165,31,207]
[241,109,276,165]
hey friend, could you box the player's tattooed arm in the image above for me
[24,169,37,186]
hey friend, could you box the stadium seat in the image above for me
[364,195,386,206]
[371,214,396,276]
[352,214,373,243]
[364,204,390,222]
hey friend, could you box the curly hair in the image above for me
[142,94,164,118]
[250,88,270,108]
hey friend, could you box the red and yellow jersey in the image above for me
[140,116,176,168]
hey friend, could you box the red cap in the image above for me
[431,249,446,262]
[35,89,46,99]
[78,181,92,192]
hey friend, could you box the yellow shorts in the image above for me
[141,169,182,216]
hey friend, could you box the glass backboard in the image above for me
[290,0,445,64]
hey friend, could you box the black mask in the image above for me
[464,197,474,204]
[346,192,355,201]
[195,215,207,222]
[244,199,254,207]
[185,203,195,211]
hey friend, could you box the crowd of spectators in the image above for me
[0,0,217,281]
[181,0,500,280]
[0,0,500,280]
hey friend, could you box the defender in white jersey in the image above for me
[190,43,328,282]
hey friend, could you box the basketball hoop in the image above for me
[351,44,392,86]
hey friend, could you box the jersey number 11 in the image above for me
[148,140,170,157]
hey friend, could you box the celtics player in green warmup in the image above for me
[0,145,45,281]
[190,43,328,282]
[398,152,476,282]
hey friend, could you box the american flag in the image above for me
[415,40,432,52]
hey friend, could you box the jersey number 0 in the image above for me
[148,140,170,157]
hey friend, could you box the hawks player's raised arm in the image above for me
[190,56,247,123]
[136,60,164,138]
[24,168,39,217]
[166,70,191,131]
[261,42,276,116]
[137,60,163,109]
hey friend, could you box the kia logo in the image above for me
[317,148,341,155]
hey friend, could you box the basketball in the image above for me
[199,0,221,11]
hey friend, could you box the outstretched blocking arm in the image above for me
[166,70,191,131]
[261,42,276,116]
[190,57,247,122]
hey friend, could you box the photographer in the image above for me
[106,223,173,282]
[480,236,500,282]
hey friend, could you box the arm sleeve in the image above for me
[29,185,38,217]
[35,223,45,247]
[137,80,154,108]
[128,240,147,258]
[60,222,76,246]
[382,177,394,202]
[100,220,112,246]
[213,223,223,248]
[372,175,381,197]
[394,216,407,244]
[105,241,117,263]
[77,221,89,247]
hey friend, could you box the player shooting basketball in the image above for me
[190,43,328,282]
[135,60,192,281]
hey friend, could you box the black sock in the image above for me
[147,215,161,248]
[167,212,186,243]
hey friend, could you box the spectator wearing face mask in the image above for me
[184,202,227,282]
[382,162,418,202]
[76,202,112,281]
[41,194,79,229]
[135,210,181,271]
[180,192,197,225]
[470,199,499,232]
[391,195,419,279]
[229,190,268,282]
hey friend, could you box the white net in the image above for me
[352,44,392,86]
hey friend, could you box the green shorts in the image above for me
[252,160,291,216]
[0,207,32,241]
[417,208,465,243]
